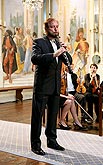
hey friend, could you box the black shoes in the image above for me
[47,141,65,151]
[31,141,65,155]
[31,148,45,155]
[73,122,88,131]
[31,142,65,155]
[58,123,71,130]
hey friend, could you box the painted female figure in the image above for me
[72,28,89,76]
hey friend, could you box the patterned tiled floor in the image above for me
[0,120,103,165]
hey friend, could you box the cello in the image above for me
[76,68,86,94]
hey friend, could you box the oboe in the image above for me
[63,52,73,74]
[56,36,73,74]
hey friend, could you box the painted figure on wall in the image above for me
[13,27,25,74]
[23,28,33,74]
[2,30,17,83]
[72,28,89,76]
[64,34,72,54]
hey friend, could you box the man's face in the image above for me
[47,20,59,38]
[90,65,97,73]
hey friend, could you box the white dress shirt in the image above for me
[50,40,58,63]
[67,72,75,92]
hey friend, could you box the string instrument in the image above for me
[76,68,86,94]
[60,63,67,95]
[90,74,100,94]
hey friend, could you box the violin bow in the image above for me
[74,99,93,121]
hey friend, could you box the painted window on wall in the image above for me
[5,0,24,33]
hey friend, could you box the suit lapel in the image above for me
[44,36,54,52]
[44,36,58,65]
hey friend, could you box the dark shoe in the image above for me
[47,141,65,151]
[31,148,45,155]
[73,122,88,131]
[58,123,71,130]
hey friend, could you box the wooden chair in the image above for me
[98,85,103,136]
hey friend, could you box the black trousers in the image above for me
[85,92,99,119]
[31,93,60,149]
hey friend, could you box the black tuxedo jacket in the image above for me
[31,36,72,95]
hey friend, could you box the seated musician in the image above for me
[59,63,86,130]
[63,63,86,117]
[84,64,100,123]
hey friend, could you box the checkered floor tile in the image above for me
[0,120,103,165]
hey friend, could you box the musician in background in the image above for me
[84,64,100,123]
[60,63,86,125]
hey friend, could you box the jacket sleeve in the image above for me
[31,39,54,66]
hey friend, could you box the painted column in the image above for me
[57,0,65,41]
[38,8,43,37]
[0,0,4,87]
[48,0,51,17]
[28,9,34,33]
[99,0,103,62]
[86,0,94,72]
[98,0,103,81]
[64,0,70,38]
[56,0,70,42]
[23,4,28,34]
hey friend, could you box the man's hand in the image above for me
[53,47,66,57]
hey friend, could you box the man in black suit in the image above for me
[31,18,72,155]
